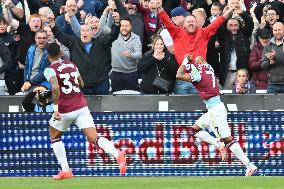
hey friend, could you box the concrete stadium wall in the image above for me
[0,94,284,112]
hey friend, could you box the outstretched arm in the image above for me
[176,65,191,82]
[3,7,19,29]
[157,1,180,39]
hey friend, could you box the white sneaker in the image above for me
[245,163,257,176]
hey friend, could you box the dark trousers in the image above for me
[5,68,24,95]
[22,91,36,112]
[82,79,110,95]
[110,71,139,93]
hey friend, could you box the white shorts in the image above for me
[49,107,95,131]
[195,102,231,138]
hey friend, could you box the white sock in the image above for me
[229,142,250,167]
[52,141,70,172]
[194,130,222,148]
[97,137,119,159]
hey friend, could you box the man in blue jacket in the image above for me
[21,30,50,112]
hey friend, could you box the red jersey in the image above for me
[46,60,87,113]
[185,62,220,100]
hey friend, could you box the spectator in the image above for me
[192,8,208,28]
[218,4,254,89]
[43,25,70,60]
[261,22,284,93]
[156,0,233,92]
[0,15,21,95]
[77,0,103,17]
[113,0,144,44]
[4,10,42,81]
[254,0,284,24]
[186,0,213,17]
[27,0,60,17]
[39,6,54,26]
[159,6,188,54]
[158,6,198,95]
[206,2,224,84]
[138,35,178,94]
[170,7,200,94]
[55,0,77,36]
[157,0,232,68]
[110,17,142,93]
[259,7,281,36]
[232,68,256,94]
[1,0,25,22]
[209,1,223,23]
[68,7,101,38]
[130,0,162,52]
[0,38,12,95]
[248,28,270,89]
[49,12,120,95]
[98,3,121,35]
[21,30,50,112]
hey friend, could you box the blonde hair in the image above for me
[192,8,207,20]
[150,34,164,49]
[144,34,164,55]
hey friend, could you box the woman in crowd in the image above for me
[138,34,178,94]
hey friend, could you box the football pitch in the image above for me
[0,176,283,189]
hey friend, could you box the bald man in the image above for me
[261,22,284,93]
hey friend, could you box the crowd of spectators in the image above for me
[0,0,283,108]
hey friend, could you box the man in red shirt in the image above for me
[156,0,234,66]
[44,43,127,180]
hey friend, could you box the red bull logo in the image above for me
[262,132,284,160]
[86,123,247,165]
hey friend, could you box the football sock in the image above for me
[96,137,119,159]
[194,130,222,148]
[229,142,250,167]
[51,139,70,172]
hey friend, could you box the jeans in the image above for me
[174,80,197,94]
[266,84,284,94]
[82,79,110,95]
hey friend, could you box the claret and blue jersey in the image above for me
[44,59,87,113]
[185,61,220,101]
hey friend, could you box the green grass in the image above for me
[0,177,283,189]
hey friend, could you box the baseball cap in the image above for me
[171,7,189,17]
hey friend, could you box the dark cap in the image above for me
[171,7,189,17]
[257,28,271,39]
